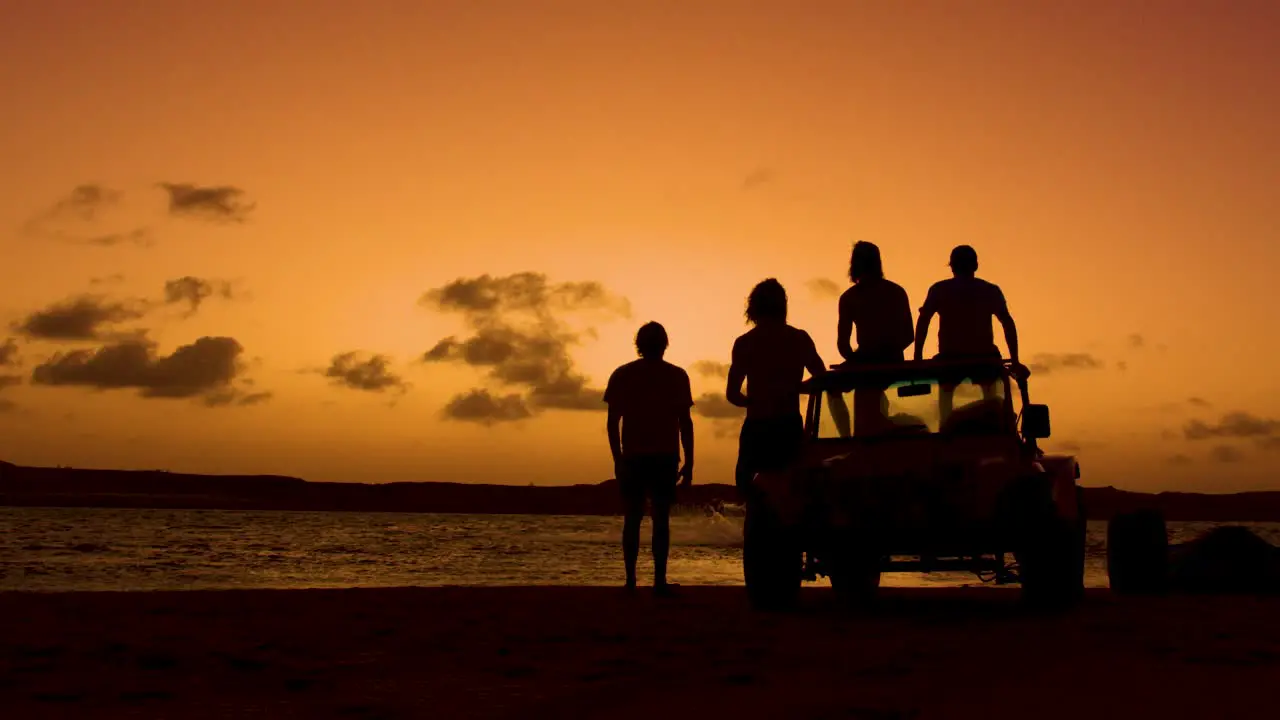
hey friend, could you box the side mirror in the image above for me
[1022,404,1051,439]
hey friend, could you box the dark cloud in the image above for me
[0,338,18,367]
[13,295,149,341]
[1258,436,1280,451]
[89,274,126,286]
[1116,360,1128,372]
[164,276,235,315]
[442,389,533,425]
[0,375,21,390]
[693,392,744,420]
[1210,445,1243,464]
[1128,333,1145,349]
[43,184,121,222]
[1183,412,1280,441]
[421,272,630,420]
[0,398,15,413]
[324,352,408,393]
[79,227,153,248]
[1026,352,1105,375]
[1187,397,1211,408]
[203,388,274,408]
[742,167,778,190]
[158,183,255,222]
[692,360,730,379]
[30,336,247,403]
[806,278,843,300]
[1166,454,1193,466]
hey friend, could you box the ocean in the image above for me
[2,506,1277,593]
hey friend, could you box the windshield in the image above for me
[813,374,1013,439]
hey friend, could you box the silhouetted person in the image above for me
[837,241,914,365]
[913,245,1024,423]
[834,241,914,436]
[726,279,825,496]
[604,321,694,595]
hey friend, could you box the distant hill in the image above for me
[1,461,1279,521]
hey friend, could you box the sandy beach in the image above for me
[1,587,1277,719]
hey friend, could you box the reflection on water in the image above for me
[1,507,1277,592]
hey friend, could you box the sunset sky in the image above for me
[2,1,1278,492]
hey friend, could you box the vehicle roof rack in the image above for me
[800,358,1017,393]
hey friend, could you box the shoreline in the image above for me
[2,586,1277,718]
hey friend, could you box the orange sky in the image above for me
[2,1,1278,491]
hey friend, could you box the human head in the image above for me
[745,278,788,325]
[635,321,669,359]
[949,245,979,277]
[848,241,885,283]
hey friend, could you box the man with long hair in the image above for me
[725,279,826,496]
[604,321,694,595]
[837,241,914,364]
[833,241,915,436]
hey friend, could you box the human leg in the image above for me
[619,464,646,588]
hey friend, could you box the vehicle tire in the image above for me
[1107,509,1169,595]
[828,531,881,607]
[1013,479,1085,609]
[743,498,802,611]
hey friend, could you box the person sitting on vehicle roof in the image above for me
[834,241,914,436]
[726,279,827,496]
[913,245,1026,426]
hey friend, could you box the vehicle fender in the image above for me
[752,469,806,527]
[1039,455,1080,520]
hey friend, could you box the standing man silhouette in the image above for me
[604,321,694,595]
[726,279,827,496]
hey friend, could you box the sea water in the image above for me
[1,506,1277,592]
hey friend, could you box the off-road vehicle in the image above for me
[743,358,1085,610]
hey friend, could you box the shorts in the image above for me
[619,453,680,513]
[735,413,805,494]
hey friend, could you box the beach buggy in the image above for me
[743,358,1085,610]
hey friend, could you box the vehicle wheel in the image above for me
[743,498,802,611]
[1013,480,1085,609]
[828,531,881,606]
[1107,509,1169,595]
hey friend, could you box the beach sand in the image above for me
[2,586,1278,719]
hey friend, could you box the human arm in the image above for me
[913,286,937,361]
[836,291,856,363]
[607,405,624,478]
[726,338,749,408]
[803,331,827,379]
[994,291,1021,368]
[896,287,916,353]
[678,372,694,486]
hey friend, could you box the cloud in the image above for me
[742,167,778,190]
[1128,333,1145,349]
[806,278,843,300]
[1183,412,1280,441]
[1187,397,1211,408]
[89,274,127,286]
[0,375,21,390]
[1116,361,1128,372]
[164,276,235,315]
[202,388,274,407]
[0,338,18,367]
[79,228,153,248]
[324,352,408,393]
[158,183,255,222]
[442,389,533,425]
[1026,352,1105,375]
[1210,445,1243,464]
[13,295,149,341]
[421,272,630,420]
[693,392,744,420]
[1166,454,1193,466]
[0,398,15,413]
[41,184,122,222]
[692,360,730,379]
[30,336,249,404]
